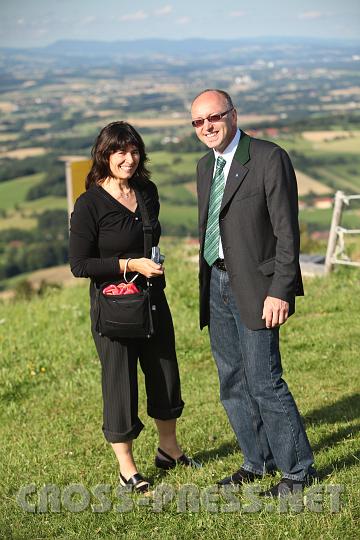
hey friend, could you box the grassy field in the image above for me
[0,173,45,211]
[0,196,68,231]
[0,239,359,539]
[19,196,68,213]
[275,134,360,195]
[159,204,198,236]
[150,151,201,183]
[299,207,360,231]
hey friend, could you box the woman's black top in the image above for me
[69,179,165,292]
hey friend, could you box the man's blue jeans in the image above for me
[209,266,314,481]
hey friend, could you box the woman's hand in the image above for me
[127,257,164,278]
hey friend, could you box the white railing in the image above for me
[325,191,360,274]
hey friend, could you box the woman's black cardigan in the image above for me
[69,179,165,293]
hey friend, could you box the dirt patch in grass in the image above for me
[185,181,197,196]
[302,131,357,142]
[24,123,52,131]
[330,86,360,96]
[295,170,333,196]
[238,114,279,124]
[124,117,189,127]
[0,265,86,299]
[0,147,47,159]
[27,265,85,288]
[0,133,19,142]
[0,101,17,113]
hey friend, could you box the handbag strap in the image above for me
[133,184,153,259]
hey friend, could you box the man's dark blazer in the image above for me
[197,130,304,331]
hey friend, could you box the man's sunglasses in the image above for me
[191,107,234,128]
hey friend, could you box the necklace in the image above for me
[117,188,132,199]
[103,177,133,200]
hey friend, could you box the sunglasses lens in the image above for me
[192,108,232,127]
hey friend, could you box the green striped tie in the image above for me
[203,156,226,266]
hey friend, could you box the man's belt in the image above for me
[213,258,227,271]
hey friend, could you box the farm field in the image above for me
[0,214,37,231]
[294,170,332,196]
[1,142,359,242]
[0,195,68,231]
[0,147,47,159]
[304,132,360,153]
[0,43,359,289]
[0,173,45,210]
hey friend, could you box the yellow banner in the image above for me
[65,159,92,217]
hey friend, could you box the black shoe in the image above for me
[260,477,305,497]
[217,467,263,486]
[119,472,151,494]
[155,447,202,470]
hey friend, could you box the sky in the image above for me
[0,0,359,48]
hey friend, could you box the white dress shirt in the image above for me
[213,128,241,259]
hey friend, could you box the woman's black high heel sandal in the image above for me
[119,472,151,493]
[155,447,202,470]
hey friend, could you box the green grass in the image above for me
[0,239,359,539]
[19,196,68,213]
[275,136,313,155]
[300,207,360,231]
[150,151,201,184]
[0,173,45,210]
[0,196,68,231]
[159,203,198,235]
[159,184,196,205]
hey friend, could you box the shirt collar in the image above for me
[214,128,241,161]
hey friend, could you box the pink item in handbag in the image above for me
[103,282,139,296]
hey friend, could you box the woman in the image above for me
[69,121,198,493]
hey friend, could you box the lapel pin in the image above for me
[235,174,239,177]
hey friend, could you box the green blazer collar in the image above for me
[234,130,251,165]
[203,129,251,169]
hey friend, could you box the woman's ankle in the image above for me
[157,443,183,460]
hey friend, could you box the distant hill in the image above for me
[1,37,359,62]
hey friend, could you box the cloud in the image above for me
[176,16,191,25]
[119,10,148,22]
[230,11,245,17]
[155,5,173,16]
[35,28,50,37]
[298,11,323,20]
[80,16,96,26]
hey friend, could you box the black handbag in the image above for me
[94,186,156,340]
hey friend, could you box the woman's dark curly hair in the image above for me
[85,121,150,189]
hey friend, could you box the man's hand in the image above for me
[262,296,289,328]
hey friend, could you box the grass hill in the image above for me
[0,239,359,539]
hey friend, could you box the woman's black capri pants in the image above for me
[91,290,184,443]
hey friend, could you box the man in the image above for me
[191,89,316,497]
